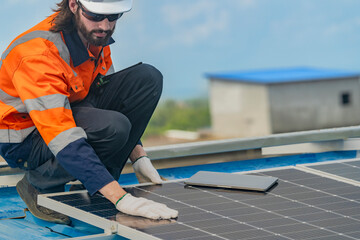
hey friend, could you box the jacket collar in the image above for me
[62,30,115,67]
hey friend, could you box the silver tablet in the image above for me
[184,171,278,192]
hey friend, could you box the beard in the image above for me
[75,11,115,46]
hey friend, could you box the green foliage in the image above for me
[143,98,211,138]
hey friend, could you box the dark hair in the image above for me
[50,0,76,33]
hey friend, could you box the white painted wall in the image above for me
[209,79,271,138]
[269,77,360,133]
[209,77,360,138]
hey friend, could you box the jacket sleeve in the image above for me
[13,54,114,195]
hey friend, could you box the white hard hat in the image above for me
[78,0,133,15]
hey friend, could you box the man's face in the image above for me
[74,7,116,46]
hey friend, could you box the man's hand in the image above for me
[116,193,178,220]
[116,213,176,229]
[132,156,162,184]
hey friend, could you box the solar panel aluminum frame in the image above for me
[145,126,360,160]
[68,233,124,240]
[296,160,360,187]
[37,190,161,240]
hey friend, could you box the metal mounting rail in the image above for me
[145,126,360,160]
[2,126,360,171]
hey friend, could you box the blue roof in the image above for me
[205,67,360,84]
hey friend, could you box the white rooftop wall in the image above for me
[209,79,271,138]
[269,77,360,133]
[209,77,360,138]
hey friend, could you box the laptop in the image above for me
[184,171,278,192]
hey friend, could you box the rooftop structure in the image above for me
[205,67,360,84]
[206,67,360,138]
[1,126,360,239]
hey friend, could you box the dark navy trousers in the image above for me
[25,63,163,193]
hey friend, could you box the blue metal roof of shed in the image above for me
[205,67,360,84]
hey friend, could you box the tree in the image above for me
[143,98,211,138]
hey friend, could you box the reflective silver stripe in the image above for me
[48,127,87,156]
[0,126,36,143]
[0,89,26,112]
[106,64,115,76]
[1,30,70,65]
[24,94,70,112]
[1,30,71,113]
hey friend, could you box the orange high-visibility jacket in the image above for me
[0,13,114,194]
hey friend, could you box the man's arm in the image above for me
[129,144,147,163]
[100,179,178,220]
[99,180,127,204]
[130,145,163,184]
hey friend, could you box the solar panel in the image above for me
[307,160,360,181]
[38,161,360,240]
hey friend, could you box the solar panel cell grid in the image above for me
[155,229,208,239]
[284,229,335,239]
[323,185,359,195]
[219,229,272,239]
[46,161,360,240]
[346,231,360,238]
[185,236,225,240]
[312,236,356,240]
[309,161,360,181]
[326,221,360,232]
[347,161,360,167]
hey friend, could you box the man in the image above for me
[0,0,178,224]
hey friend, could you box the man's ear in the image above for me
[69,0,78,14]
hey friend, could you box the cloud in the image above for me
[264,3,360,47]
[323,17,360,37]
[4,0,40,4]
[160,0,230,46]
[162,1,217,26]
[233,0,258,10]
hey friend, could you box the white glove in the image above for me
[132,156,162,184]
[116,193,178,220]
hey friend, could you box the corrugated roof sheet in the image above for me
[205,67,360,84]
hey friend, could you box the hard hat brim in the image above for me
[78,0,133,15]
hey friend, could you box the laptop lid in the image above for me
[184,171,278,192]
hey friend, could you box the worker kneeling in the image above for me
[0,0,178,224]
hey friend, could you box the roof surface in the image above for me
[0,150,358,239]
[205,67,360,84]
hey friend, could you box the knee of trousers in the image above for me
[137,64,163,98]
[86,111,132,150]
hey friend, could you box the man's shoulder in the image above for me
[6,14,66,62]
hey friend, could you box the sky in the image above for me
[1,0,360,100]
